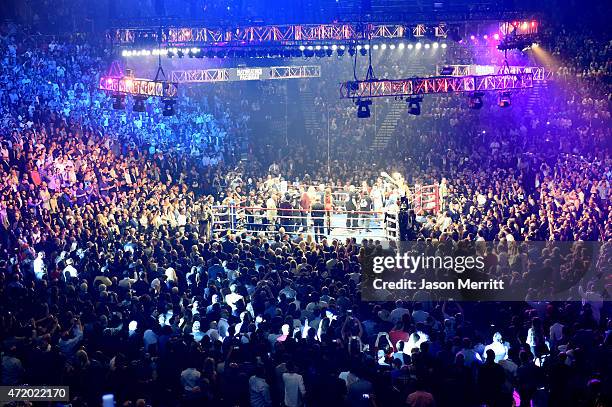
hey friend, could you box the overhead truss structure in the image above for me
[270,65,321,80]
[99,76,178,98]
[112,23,416,47]
[170,65,321,83]
[340,73,534,100]
[171,69,229,83]
[436,64,553,81]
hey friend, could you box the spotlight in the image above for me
[483,35,488,40]
[356,99,372,118]
[381,44,387,50]
[398,43,405,49]
[121,50,129,57]
[468,92,484,109]
[133,97,146,112]
[299,45,306,51]
[331,45,338,50]
[315,45,321,50]
[373,44,379,50]
[498,91,511,107]
[433,42,439,48]
[112,94,125,110]
[441,43,447,49]
[470,35,476,40]
[407,95,423,115]
[415,42,422,49]
[493,33,500,40]
[162,99,175,116]
[407,44,414,49]
[359,47,367,56]
[424,43,430,49]
[364,44,370,50]
[390,44,396,49]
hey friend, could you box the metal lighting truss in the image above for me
[111,22,446,47]
[436,64,553,81]
[171,69,230,83]
[170,65,321,83]
[99,76,178,98]
[339,72,534,99]
[269,65,321,79]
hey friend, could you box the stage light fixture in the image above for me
[441,43,447,49]
[468,92,484,109]
[433,42,439,49]
[416,42,422,49]
[133,96,146,112]
[373,44,379,50]
[398,43,405,49]
[299,45,306,51]
[381,44,387,50]
[424,43,431,49]
[407,44,414,49]
[407,95,423,115]
[112,95,125,110]
[162,99,176,116]
[498,91,511,107]
[356,99,372,118]
[364,44,370,50]
[390,44,396,49]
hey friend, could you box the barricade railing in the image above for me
[210,205,393,239]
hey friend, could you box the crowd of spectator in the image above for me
[0,17,610,407]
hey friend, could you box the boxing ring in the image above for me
[209,183,440,243]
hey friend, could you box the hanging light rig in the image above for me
[99,45,178,115]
